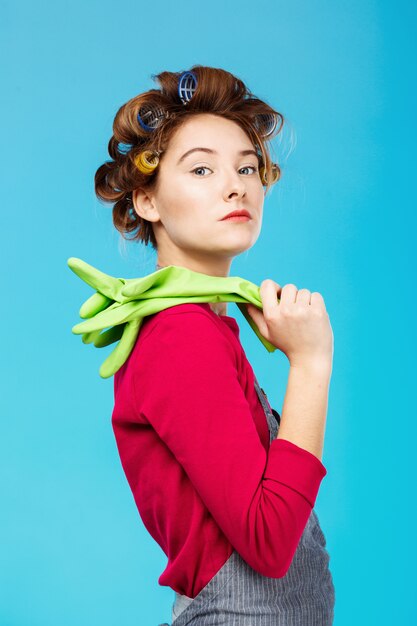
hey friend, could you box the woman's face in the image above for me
[133,113,265,276]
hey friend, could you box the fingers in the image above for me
[99,318,141,379]
[67,257,123,301]
[79,292,113,319]
[278,284,298,305]
[81,329,102,345]
[93,324,125,348]
[295,288,311,305]
[259,279,281,321]
[253,280,327,325]
[294,288,326,308]
[294,289,327,309]
[261,280,326,310]
[72,300,134,335]
[310,292,326,308]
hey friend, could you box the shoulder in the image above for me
[127,302,239,373]
[138,302,226,345]
[114,303,240,406]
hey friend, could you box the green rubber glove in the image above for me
[67,257,277,379]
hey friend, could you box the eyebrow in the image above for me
[176,147,259,165]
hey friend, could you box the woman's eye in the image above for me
[191,166,211,176]
[240,165,259,175]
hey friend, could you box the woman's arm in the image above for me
[277,360,332,462]
[115,308,328,579]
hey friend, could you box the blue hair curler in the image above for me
[137,104,167,132]
[254,113,278,138]
[178,71,198,104]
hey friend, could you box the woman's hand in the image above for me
[245,279,334,369]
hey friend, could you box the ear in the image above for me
[132,188,161,223]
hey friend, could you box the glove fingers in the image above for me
[67,257,124,301]
[99,319,141,379]
[71,300,140,334]
[82,330,102,345]
[93,324,124,348]
[79,292,113,319]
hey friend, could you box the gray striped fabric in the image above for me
[166,376,335,625]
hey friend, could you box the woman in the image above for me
[94,65,335,625]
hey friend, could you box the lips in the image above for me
[221,209,251,220]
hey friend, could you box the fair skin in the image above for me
[132,113,265,316]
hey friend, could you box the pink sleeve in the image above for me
[130,309,327,578]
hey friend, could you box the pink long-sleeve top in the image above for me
[111,302,327,598]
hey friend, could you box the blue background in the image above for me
[1,1,415,624]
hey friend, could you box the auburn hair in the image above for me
[95,65,285,251]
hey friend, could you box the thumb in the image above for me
[244,302,269,340]
[246,302,262,322]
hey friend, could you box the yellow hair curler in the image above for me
[259,162,280,186]
[133,150,161,175]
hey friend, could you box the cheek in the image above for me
[160,177,209,215]
[158,177,212,224]
[159,201,209,243]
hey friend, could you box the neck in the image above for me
[155,253,232,278]
[155,263,228,317]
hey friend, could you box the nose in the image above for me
[224,168,247,200]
